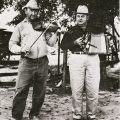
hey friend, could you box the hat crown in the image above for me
[77,5,88,14]
[23,0,39,9]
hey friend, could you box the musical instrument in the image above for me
[88,33,107,54]
[23,12,65,56]
[31,21,59,32]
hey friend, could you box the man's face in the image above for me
[25,8,39,21]
[76,14,89,26]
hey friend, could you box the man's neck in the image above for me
[81,26,86,31]
[25,17,31,23]
[77,23,87,31]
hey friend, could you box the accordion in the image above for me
[88,33,107,54]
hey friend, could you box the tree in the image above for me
[0,0,15,12]
[7,0,58,25]
[0,0,119,28]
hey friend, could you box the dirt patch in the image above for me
[0,87,120,120]
[0,56,120,120]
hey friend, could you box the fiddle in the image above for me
[24,14,63,56]
[31,20,59,32]
[23,20,60,57]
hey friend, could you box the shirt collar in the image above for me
[23,18,30,23]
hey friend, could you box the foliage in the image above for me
[0,0,119,32]
[0,0,4,11]
[62,0,119,33]
[0,0,16,12]
[8,0,58,25]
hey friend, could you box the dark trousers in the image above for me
[12,56,49,119]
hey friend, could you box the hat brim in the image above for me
[22,6,40,10]
[75,12,93,15]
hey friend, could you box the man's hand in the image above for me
[74,37,84,46]
[21,46,31,57]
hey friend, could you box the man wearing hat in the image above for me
[60,5,100,120]
[9,0,58,120]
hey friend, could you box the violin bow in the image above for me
[25,12,64,56]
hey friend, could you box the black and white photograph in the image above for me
[0,0,119,120]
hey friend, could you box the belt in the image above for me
[72,51,97,55]
[72,51,86,54]
[21,55,47,61]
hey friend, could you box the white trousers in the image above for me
[68,54,100,119]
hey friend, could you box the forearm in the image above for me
[9,24,21,54]
[9,41,21,54]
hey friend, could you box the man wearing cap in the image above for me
[9,0,58,120]
[60,5,100,120]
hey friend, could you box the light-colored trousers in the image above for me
[68,54,100,119]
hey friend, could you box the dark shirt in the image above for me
[60,25,87,52]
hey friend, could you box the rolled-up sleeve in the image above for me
[47,32,58,47]
[9,25,21,54]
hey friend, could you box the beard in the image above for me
[28,15,38,22]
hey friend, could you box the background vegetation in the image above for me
[0,0,119,27]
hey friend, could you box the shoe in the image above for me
[87,116,97,120]
[87,118,97,120]
[29,116,40,120]
[12,118,22,120]
[73,118,84,120]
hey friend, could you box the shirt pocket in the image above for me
[21,30,33,46]
[21,30,29,39]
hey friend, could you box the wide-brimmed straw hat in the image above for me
[22,0,40,10]
[76,5,92,15]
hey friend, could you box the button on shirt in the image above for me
[9,19,57,59]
